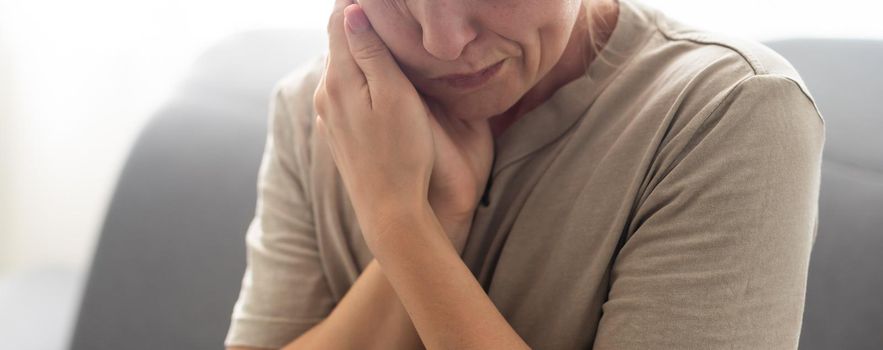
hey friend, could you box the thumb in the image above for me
[343,4,408,90]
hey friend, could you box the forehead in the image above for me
[357,0,571,27]
[361,0,412,12]
[359,0,564,14]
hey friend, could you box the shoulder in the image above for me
[648,5,807,81]
[272,54,326,132]
[617,5,828,167]
[628,5,825,126]
[263,54,326,174]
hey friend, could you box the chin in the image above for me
[431,84,524,121]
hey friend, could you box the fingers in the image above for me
[325,0,364,96]
[342,4,411,105]
[323,0,412,114]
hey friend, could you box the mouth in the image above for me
[433,59,506,90]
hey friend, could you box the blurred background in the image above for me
[1,0,881,349]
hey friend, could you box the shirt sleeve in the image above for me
[224,59,335,349]
[592,74,826,349]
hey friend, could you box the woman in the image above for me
[225,0,826,348]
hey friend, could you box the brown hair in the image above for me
[579,0,622,76]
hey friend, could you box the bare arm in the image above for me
[289,0,524,347]
[281,258,423,350]
[226,180,527,350]
[226,217,471,350]
[225,259,420,350]
[365,201,530,350]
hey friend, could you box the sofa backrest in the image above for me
[69,32,883,350]
[68,29,327,350]
[765,38,883,350]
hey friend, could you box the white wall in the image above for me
[0,0,332,274]
[645,0,883,41]
[0,0,881,274]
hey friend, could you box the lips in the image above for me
[435,59,506,90]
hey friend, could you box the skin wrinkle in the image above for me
[357,0,618,138]
[377,0,411,22]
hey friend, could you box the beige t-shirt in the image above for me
[224,0,826,348]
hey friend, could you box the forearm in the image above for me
[434,212,474,256]
[368,201,530,350]
[282,259,423,350]
[278,209,472,350]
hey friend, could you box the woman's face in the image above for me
[358,0,585,120]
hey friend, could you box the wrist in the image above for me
[435,212,473,233]
[354,194,425,241]
[434,211,475,254]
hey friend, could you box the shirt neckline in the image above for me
[490,0,660,178]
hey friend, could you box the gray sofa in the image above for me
[60,30,882,349]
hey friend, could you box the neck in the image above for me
[489,0,619,139]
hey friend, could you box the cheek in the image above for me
[493,6,578,80]
[359,2,427,74]
[490,0,579,36]
[358,0,581,93]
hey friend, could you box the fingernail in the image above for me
[345,5,370,33]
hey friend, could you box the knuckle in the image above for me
[313,89,327,116]
[323,77,344,99]
[315,115,331,139]
[326,11,344,35]
[352,42,388,62]
[315,115,325,131]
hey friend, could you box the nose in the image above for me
[419,1,478,61]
